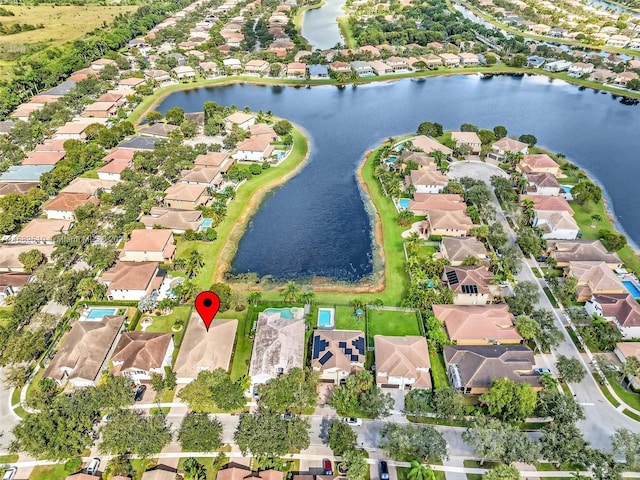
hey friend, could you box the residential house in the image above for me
[119,136,161,151]
[225,112,256,130]
[607,34,630,47]
[222,58,242,73]
[517,153,561,176]
[543,60,572,72]
[567,261,626,301]
[329,61,352,74]
[586,293,640,338]
[525,172,561,196]
[82,101,118,118]
[245,59,270,75]
[421,54,443,68]
[180,167,223,189]
[144,69,174,86]
[100,261,165,301]
[199,62,221,79]
[438,53,460,67]
[568,62,594,77]
[440,237,488,266]
[44,315,125,387]
[350,61,374,77]
[488,137,529,161]
[0,182,39,196]
[120,229,176,263]
[248,310,305,388]
[217,464,283,480]
[21,151,66,166]
[117,77,146,90]
[233,135,274,162]
[286,62,306,78]
[369,60,393,76]
[0,272,32,303]
[311,329,365,383]
[614,71,639,87]
[173,65,196,81]
[408,193,465,216]
[98,157,131,181]
[111,332,174,384]
[444,345,542,394]
[195,152,234,172]
[443,265,497,305]
[0,244,53,272]
[535,210,579,240]
[374,335,431,390]
[138,123,180,138]
[0,165,53,184]
[174,317,238,383]
[458,52,480,66]
[433,304,522,345]
[405,169,447,194]
[614,342,640,389]
[43,193,100,220]
[386,56,411,72]
[590,69,616,83]
[14,218,72,245]
[61,178,117,195]
[411,135,453,156]
[308,65,329,79]
[451,131,482,154]
[55,122,90,140]
[421,210,474,237]
[548,240,622,268]
[140,207,204,234]
[163,183,210,210]
[249,123,278,141]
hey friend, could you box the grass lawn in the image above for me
[176,456,225,480]
[429,350,448,389]
[334,305,366,331]
[155,388,175,403]
[131,459,157,480]
[137,306,192,347]
[367,308,421,343]
[610,380,640,411]
[29,464,69,480]
[24,367,45,408]
[415,244,437,262]
[0,455,18,463]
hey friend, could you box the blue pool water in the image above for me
[201,218,213,228]
[561,186,572,193]
[398,198,410,209]
[385,156,397,164]
[318,308,335,328]
[623,281,640,299]
[264,307,294,319]
[86,307,118,320]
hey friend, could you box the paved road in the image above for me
[451,160,640,450]
[0,367,19,450]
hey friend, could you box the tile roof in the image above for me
[433,304,521,343]
[111,331,173,374]
[44,193,99,212]
[374,335,431,388]
[312,329,365,371]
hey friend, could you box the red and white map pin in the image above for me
[195,291,221,332]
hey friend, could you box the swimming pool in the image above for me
[264,307,294,319]
[561,186,573,193]
[85,307,119,321]
[201,218,213,229]
[398,198,410,209]
[318,307,335,329]
[623,281,640,299]
[385,156,397,164]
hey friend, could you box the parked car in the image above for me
[134,385,147,402]
[343,417,363,426]
[1,467,17,480]
[534,367,552,375]
[323,459,333,475]
[379,461,389,480]
[85,458,100,476]
[536,255,548,262]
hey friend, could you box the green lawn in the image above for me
[29,464,69,480]
[334,305,366,331]
[367,308,421,343]
[415,244,437,261]
[429,350,448,389]
[610,380,640,411]
[0,455,18,463]
[177,455,228,480]
[136,306,192,348]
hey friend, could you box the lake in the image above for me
[300,0,346,50]
[156,75,640,281]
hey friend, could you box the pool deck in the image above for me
[317,307,335,329]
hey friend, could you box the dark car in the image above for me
[379,461,389,480]
[134,385,147,402]
[536,255,548,262]
[323,459,333,475]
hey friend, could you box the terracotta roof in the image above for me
[34,139,67,152]
[536,210,579,233]
[615,342,640,359]
[180,167,221,184]
[174,317,237,380]
[216,465,252,480]
[492,137,528,152]
[444,345,541,390]
[311,329,365,372]
[0,272,32,288]
[526,172,560,188]
[101,261,161,292]
[44,315,125,384]
[122,229,173,253]
[409,193,465,212]
[15,219,72,242]
[426,209,474,231]
[249,123,278,139]
[22,151,66,165]
[520,153,559,170]
[111,331,173,374]
[441,237,488,263]
[433,304,522,343]
[98,157,131,174]
[56,122,90,135]
[443,265,494,295]
[164,183,209,203]
[451,131,481,144]
[521,194,573,213]
[592,293,640,327]
[374,335,431,389]
[225,112,255,125]
[0,244,54,270]
[406,169,447,188]
[569,261,625,298]
[236,135,273,153]
[84,101,117,112]
[0,182,39,196]
[411,135,453,155]
[61,178,118,194]
[102,149,137,162]
[44,193,99,213]
[140,207,203,232]
[549,240,621,266]
[195,152,231,168]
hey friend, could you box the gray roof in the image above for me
[309,65,328,75]
[43,80,77,96]
[0,165,53,182]
[118,136,161,150]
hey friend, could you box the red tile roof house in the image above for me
[43,193,100,220]
[224,112,256,130]
[374,335,431,390]
[0,272,33,303]
[14,218,72,245]
[405,169,447,194]
[119,229,176,263]
[488,137,529,161]
[442,265,499,305]
[586,293,640,338]
[180,167,223,188]
[233,136,275,162]
[110,331,174,384]
[408,193,466,216]
[100,261,165,301]
[140,207,204,234]
[517,153,561,177]
[54,122,90,140]
[521,194,579,240]
[163,183,210,210]
[21,150,66,166]
[98,157,132,181]
[81,101,119,118]
[433,304,522,345]
[440,237,488,266]
[525,172,561,196]
[567,261,626,302]
[420,209,474,237]
[451,131,482,154]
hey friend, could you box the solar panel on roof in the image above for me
[350,355,359,362]
[353,337,365,355]
[318,351,333,365]
[312,335,321,359]
[446,270,459,285]
[461,284,478,294]
[344,348,352,355]
[338,341,346,348]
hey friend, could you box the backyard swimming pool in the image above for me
[398,198,410,209]
[318,307,335,329]
[264,307,295,319]
[623,280,640,299]
[200,218,213,229]
[85,307,119,321]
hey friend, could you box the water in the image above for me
[264,307,295,319]
[398,198,410,209]
[301,0,346,50]
[586,0,639,16]
[156,75,640,281]
[318,307,335,327]
[86,307,118,320]
[623,280,640,299]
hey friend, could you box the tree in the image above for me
[572,181,602,205]
[515,315,539,342]
[479,378,537,422]
[150,373,165,393]
[103,456,134,480]
[99,410,171,457]
[487,222,508,249]
[506,281,539,316]
[541,422,589,467]
[234,408,310,457]
[518,134,537,146]
[179,369,245,412]
[165,368,177,391]
[273,120,293,135]
[178,412,223,452]
[493,126,508,139]
[183,457,207,480]
[611,428,640,469]
[517,226,545,256]
[407,461,436,480]
[146,111,163,124]
[555,355,586,383]
[536,390,584,425]
[248,291,262,306]
[165,107,185,125]
[460,123,478,132]
[599,231,627,252]
[379,424,447,462]
[210,283,232,311]
[397,209,414,226]
[18,249,46,272]
[342,449,368,480]
[484,464,521,480]
[428,388,465,420]
[462,416,508,465]
[281,281,300,303]
[258,367,318,413]
[327,419,357,456]
[185,249,204,278]
[330,370,392,419]
[417,121,443,137]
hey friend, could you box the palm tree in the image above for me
[281,281,299,303]
[405,231,422,256]
[185,250,204,278]
[173,257,186,272]
[158,298,175,315]
[520,198,535,226]
[247,291,262,307]
[350,298,364,311]
[429,150,448,171]
[407,461,436,480]
[299,291,315,306]
[590,213,602,227]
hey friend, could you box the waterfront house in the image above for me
[140,207,204,234]
[351,61,374,77]
[163,183,210,210]
[386,56,411,72]
[525,172,561,196]
[590,69,616,83]
[180,167,223,189]
[421,54,443,68]
[329,61,352,74]
[442,265,497,305]
[245,59,270,75]
[374,335,431,390]
[607,34,630,47]
[586,294,640,338]
[195,152,235,172]
[488,137,529,161]
[438,53,460,67]
[567,261,626,302]
[119,136,161,151]
[547,240,622,268]
[173,66,196,81]
[100,261,165,301]
[517,153,561,176]
[444,345,541,394]
[440,237,488,266]
[43,193,100,221]
[111,332,174,384]
[420,209,474,237]
[308,65,329,79]
[286,62,307,78]
[451,131,482,154]
[568,62,594,77]
[119,229,176,263]
[222,58,243,73]
[458,52,480,66]
[138,123,180,138]
[614,71,639,87]
[535,210,579,240]
[199,62,221,79]
[405,169,447,194]
[45,315,125,388]
[233,135,275,162]
[311,329,365,383]
[144,69,174,86]
[369,60,393,76]
[411,135,453,156]
[225,112,256,130]
[543,60,571,72]
[82,101,119,118]
[434,304,521,345]
[408,193,466,216]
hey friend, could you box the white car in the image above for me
[343,417,363,426]
[1,467,17,480]
[85,458,100,476]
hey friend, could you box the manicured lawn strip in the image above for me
[600,382,621,408]
[176,126,309,290]
[24,367,45,408]
[29,464,69,480]
[609,379,640,411]
[131,459,155,480]
[543,287,559,308]
[11,387,20,406]
[416,244,437,261]
[337,16,356,49]
[397,466,445,480]
[429,350,448,389]
[138,306,192,348]
[367,309,421,343]
[0,454,18,463]
[570,200,640,275]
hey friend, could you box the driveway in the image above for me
[448,160,508,183]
